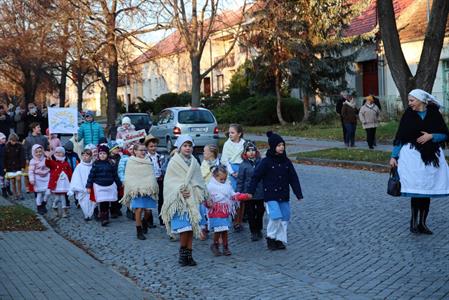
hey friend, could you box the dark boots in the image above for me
[418,198,432,234]
[178,247,196,266]
[101,211,109,226]
[2,187,8,198]
[147,212,157,228]
[410,199,419,234]
[266,237,277,250]
[136,226,146,240]
[411,198,432,234]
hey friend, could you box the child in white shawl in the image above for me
[161,134,208,267]
[69,148,95,221]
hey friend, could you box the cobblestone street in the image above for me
[19,164,449,299]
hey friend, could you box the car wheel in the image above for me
[166,137,173,153]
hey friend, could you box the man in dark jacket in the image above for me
[336,91,350,143]
[0,105,12,138]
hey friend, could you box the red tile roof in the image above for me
[132,8,246,65]
[397,0,449,42]
[345,0,415,36]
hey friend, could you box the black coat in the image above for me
[248,154,303,202]
[86,159,121,188]
[4,142,25,172]
[237,158,264,200]
[0,114,12,137]
[0,144,4,176]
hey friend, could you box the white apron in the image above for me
[398,144,449,195]
[93,182,117,202]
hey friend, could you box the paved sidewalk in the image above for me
[244,133,393,154]
[0,198,148,300]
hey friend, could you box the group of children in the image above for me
[160,124,303,266]
[6,122,303,267]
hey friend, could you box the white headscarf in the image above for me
[409,89,443,108]
[174,134,195,148]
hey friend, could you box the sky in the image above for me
[144,0,247,44]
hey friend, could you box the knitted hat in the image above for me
[97,144,109,154]
[55,146,65,155]
[84,144,96,151]
[63,141,74,151]
[174,134,195,148]
[266,131,285,151]
[243,140,257,152]
[122,116,131,125]
[108,140,119,152]
[0,132,6,141]
[85,111,94,118]
[98,137,108,145]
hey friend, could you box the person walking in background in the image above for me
[237,141,265,242]
[13,104,27,141]
[0,133,7,198]
[248,132,303,251]
[389,89,449,235]
[359,95,381,149]
[78,111,104,146]
[336,91,349,144]
[120,143,159,240]
[221,124,246,232]
[4,133,25,200]
[0,105,12,138]
[25,103,42,135]
[341,94,358,147]
[47,129,61,156]
[24,123,49,162]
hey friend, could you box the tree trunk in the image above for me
[377,0,414,108]
[76,75,83,112]
[378,0,449,108]
[107,61,118,129]
[302,94,310,122]
[22,68,37,106]
[59,62,67,108]
[191,54,201,107]
[415,0,449,91]
[275,68,287,125]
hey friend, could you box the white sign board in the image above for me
[123,129,146,143]
[48,108,78,134]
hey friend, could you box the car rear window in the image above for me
[178,110,215,124]
[127,115,150,126]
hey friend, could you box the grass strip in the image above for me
[294,148,391,165]
[0,204,46,231]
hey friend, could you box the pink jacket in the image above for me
[28,144,50,192]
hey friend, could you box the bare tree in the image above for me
[71,0,166,128]
[159,0,248,107]
[0,0,59,106]
[378,0,449,107]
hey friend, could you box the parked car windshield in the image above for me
[178,110,215,124]
[126,115,150,127]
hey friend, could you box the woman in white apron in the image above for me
[390,89,449,234]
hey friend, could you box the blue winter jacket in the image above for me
[237,158,264,200]
[86,160,121,188]
[117,154,129,182]
[78,121,104,145]
[248,153,303,202]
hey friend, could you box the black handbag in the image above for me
[387,167,401,197]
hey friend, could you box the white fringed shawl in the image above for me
[161,152,208,237]
[119,156,159,207]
